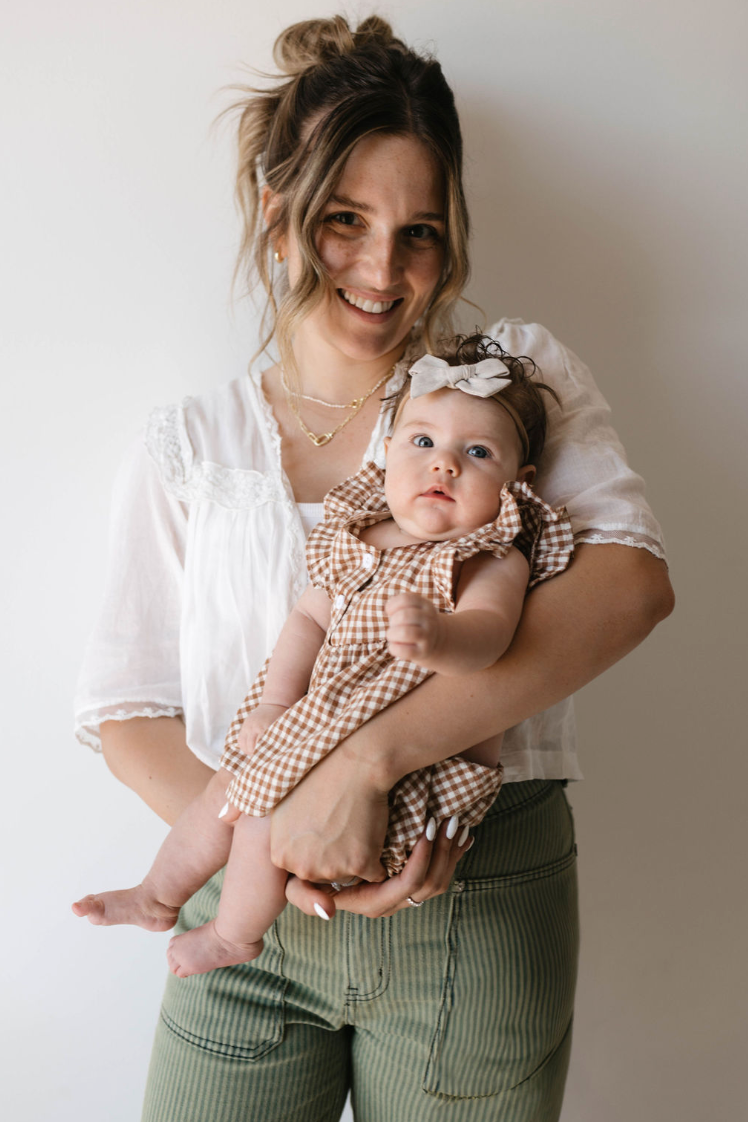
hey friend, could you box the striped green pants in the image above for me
[143,779,578,1121]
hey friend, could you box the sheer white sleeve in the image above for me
[490,319,667,561]
[74,432,188,751]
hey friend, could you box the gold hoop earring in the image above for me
[274,249,285,264]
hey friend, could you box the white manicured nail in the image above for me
[218,803,229,819]
[457,824,470,847]
[313,903,330,920]
[445,815,459,840]
[425,817,437,841]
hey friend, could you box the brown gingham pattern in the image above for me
[222,462,574,876]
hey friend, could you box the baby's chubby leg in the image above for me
[167,812,288,977]
[72,768,236,931]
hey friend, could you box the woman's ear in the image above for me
[517,464,536,485]
[261,186,279,224]
[383,436,391,456]
[262,187,286,259]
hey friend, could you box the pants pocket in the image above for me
[423,784,579,1099]
[159,871,286,1061]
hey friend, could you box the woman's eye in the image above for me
[405,224,440,243]
[413,435,434,448]
[326,211,359,228]
[467,445,490,459]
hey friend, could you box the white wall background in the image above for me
[2,2,745,1119]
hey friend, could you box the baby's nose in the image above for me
[431,454,459,476]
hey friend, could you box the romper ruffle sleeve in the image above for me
[221,463,574,876]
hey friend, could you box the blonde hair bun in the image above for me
[273,15,399,77]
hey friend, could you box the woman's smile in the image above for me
[338,288,402,316]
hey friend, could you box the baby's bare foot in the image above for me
[71,885,179,932]
[167,921,264,977]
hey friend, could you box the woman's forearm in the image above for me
[100,716,214,826]
[340,544,675,790]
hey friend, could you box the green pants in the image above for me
[143,779,579,1121]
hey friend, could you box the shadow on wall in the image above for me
[460,100,654,392]
[457,97,748,521]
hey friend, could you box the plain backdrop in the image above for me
[2,2,745,1119]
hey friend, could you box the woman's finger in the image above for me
[401,816,454,901]
[285,822,474,920]
[332,829,436,918]
[335,819,473,917]
[217,801,241,824]
[284,876,339,919]
[415,820,473,902]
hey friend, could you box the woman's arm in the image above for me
[371,543,672,785]
[101,716,213,826]
[269,543,674,882]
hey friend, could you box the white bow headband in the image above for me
[408,353,512,399]
[407,354,531,462]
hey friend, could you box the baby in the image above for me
[73,335,573,977]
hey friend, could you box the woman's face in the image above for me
[281,133,446,367]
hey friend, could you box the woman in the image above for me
[75,15,673,1121]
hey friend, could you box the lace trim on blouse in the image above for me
[144,401,287,509]
[574,528,666,561]
[75,703,184,752]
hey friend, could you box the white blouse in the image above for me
[74,319,666,783]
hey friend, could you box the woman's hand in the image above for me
[269,745,391,885]
[284,818,474,919]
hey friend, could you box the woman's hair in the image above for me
[228,15,469,376]
[390,334,559,465]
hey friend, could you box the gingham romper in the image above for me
[221,462,574,876]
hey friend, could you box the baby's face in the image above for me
[384,388,535,542]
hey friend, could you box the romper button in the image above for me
[452,880,465,894]
[334,594,345,610]
[361,553,374,570]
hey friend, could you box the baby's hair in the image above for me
[387,334,559,465]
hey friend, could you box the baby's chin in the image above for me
[394,512,472,544]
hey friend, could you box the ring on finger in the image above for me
[407,895,425,908]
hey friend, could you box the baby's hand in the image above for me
[385,592,444,665]
[237,703,289,756]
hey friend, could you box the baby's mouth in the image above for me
[421,486,455,502]
[339,289,401,315]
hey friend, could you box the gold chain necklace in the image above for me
[283,364,395,447]
[281,370,362,410]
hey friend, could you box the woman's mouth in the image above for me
[338,288,402,316]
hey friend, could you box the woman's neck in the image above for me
[289,325,406,403]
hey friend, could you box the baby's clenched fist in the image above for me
[385,592,444,665]
[237,703,289,756]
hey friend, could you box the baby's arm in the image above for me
[237,584,332,755]
[385,547,530,676]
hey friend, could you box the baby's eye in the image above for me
[467,445,491,459]
[413,435,434,448]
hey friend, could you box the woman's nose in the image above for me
[361,232,401,290]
